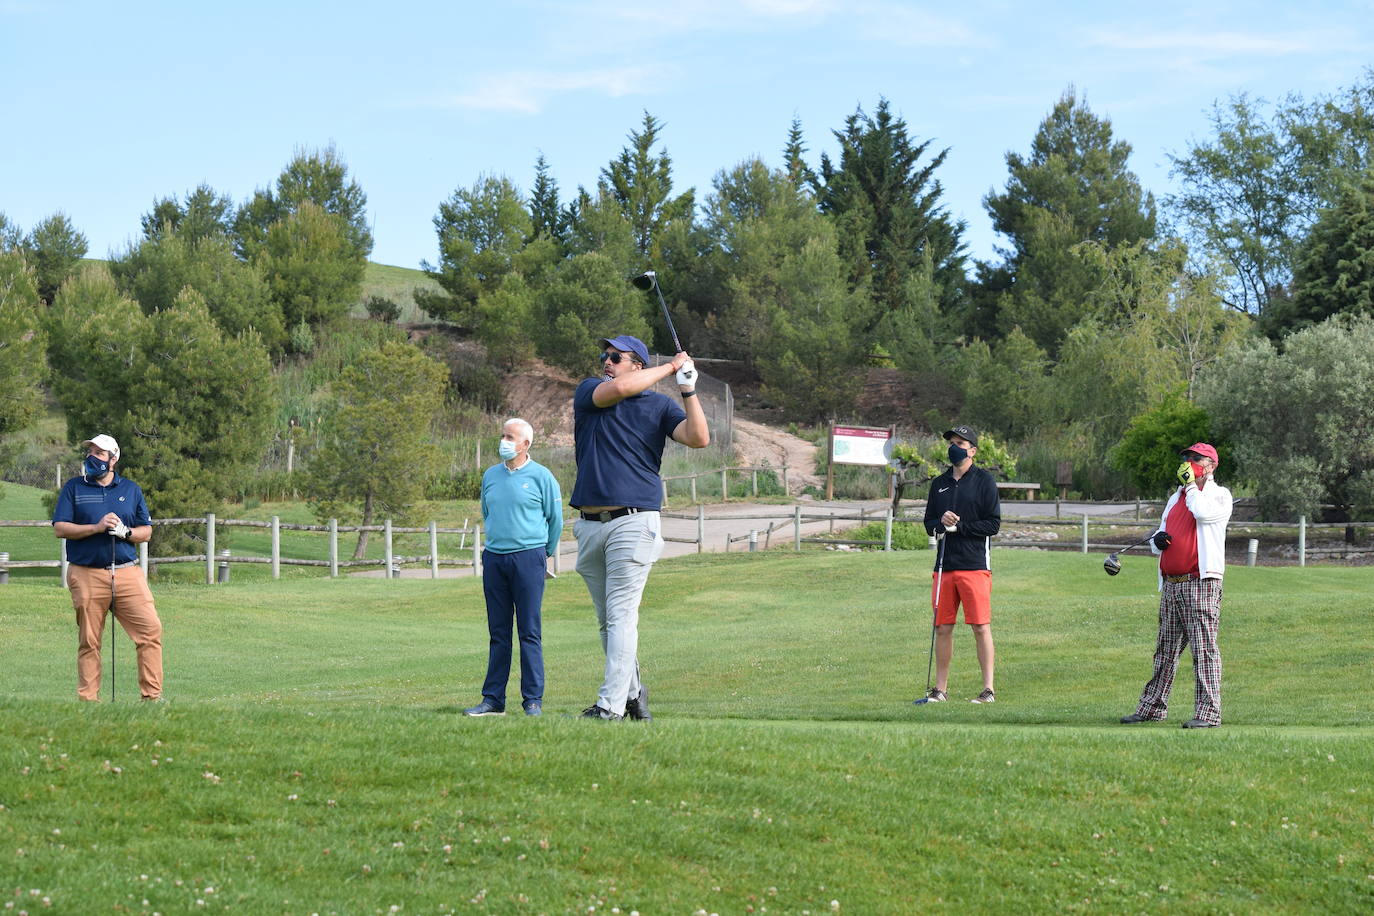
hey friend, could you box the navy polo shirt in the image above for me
[570,377,686,511]
[52,474,151,567]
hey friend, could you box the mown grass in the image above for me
[2,545,1372,913]
[351,261,441,324]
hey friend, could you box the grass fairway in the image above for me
[1,550,1372,913]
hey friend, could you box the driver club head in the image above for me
[630,270,657,291]
[1103,553,1122,576]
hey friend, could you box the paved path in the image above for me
[361,497,1145,578]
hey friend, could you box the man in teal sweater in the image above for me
[464,418,564,717]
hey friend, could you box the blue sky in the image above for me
[4,0,1373,270]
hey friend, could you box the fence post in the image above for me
[0,552,8,585]
[206,513,216,585]
[721,468,728,502]
[794,506,802,551]
[473,525,482,577]
[752,469,758,498]
[429,521,439,579]
[139,541,147,577]
[782,465,788,495]
[1081,514,1089,554]
[60,538,67,586]
[696,504,705,554]
[884,507,893,552]
[1298,515,1306,567]
[217,549,231,584]
[329,519,339,578]
[554,516,565,574]
[271,516,280,580]
[384,519,395,579]
[1247,538,1258,567]
[749,530,758,552]
[662,478,669,506]
[1134,499,1141,521]
[56,463,62,491]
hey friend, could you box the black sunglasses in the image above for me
[599,351,638,365]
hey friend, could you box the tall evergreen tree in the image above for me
[978,88,1157,353]
[812,98,966,338]
[234,146,373,262]
[141,184,236,244]
[0,250,46,485]
[598,111,695,261]
[1270,167,1374,334]
[417,175,531,325]
[21,212,88,304]
[529,154,566,247]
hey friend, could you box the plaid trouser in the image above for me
[1135,577,1223,724]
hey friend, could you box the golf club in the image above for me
[630,270,683,353]
[1103,533,1159,576]
[913,532,946,704]
[108,533,116,701]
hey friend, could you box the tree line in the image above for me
[3,75,1374,532]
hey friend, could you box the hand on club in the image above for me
[940,510,959,533]
[108,520,131,540]
[1152,531,1172,551]
[675,358,697,391]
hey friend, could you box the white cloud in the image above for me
[1083,26,1359,57]
[417,66,669,115]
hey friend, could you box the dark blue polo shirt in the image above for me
[52,474,151,567]
[570,377,686,511]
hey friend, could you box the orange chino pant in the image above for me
[68,564,163,700]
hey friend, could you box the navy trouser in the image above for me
[480,547,546,707]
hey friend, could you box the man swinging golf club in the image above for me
[1120,442,1233,728]
[571,333,709,721]
[920,424,1001,704]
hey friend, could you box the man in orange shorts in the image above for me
[921,424,1002,704]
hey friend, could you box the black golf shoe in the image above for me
[1120,713,1156,723]
[580,703,623,722]
[1182,718,1219,728]
[624,686,652,722]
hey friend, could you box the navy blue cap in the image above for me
[599,335,650,366]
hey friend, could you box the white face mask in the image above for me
[498,440,519,461]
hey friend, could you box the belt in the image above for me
[580,507,642,522]
[76,560,139,570]
[1163,573,1199,583]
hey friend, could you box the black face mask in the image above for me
[948,443,969,465]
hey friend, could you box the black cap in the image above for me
[943,424,979,447]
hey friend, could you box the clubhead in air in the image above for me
[1104,553,1121,576]
[631,271,657,291]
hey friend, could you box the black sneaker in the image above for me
[580,704,623,722]
[970,688,995,704]
[624,686,652,722]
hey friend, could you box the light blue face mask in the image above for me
[498,440,519,461]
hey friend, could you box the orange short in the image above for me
[932,569,992,626]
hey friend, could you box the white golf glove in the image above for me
[675,359,697,390]
[109,521,131,540]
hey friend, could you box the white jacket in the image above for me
[1151,477,1233,588]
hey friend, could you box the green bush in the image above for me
[425,468,482,501]
[824,520,930,550]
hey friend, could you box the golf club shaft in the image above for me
[651,280,682,353]
[924,532,946,696]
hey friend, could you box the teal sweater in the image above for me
[480,458,563,555]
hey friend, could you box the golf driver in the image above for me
[630,270,683,353]
[1103,533,1159,576]
[913,532,946,704]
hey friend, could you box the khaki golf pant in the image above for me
[69,564,163,701]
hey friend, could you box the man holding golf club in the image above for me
[572,332,708,721]
[51,434,164,702]
[920,424,1001,704]
[1121,442,1232,728]
[462,418,562,718]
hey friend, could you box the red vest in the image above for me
[1160,488,1201,577]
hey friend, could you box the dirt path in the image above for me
[730,416,821,493]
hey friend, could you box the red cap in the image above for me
[1180,442,1219,467]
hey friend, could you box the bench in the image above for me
[997,482,1042,500]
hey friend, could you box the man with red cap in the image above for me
[1121,442,1232,728]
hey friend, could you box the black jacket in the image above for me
[923,464,1001,571]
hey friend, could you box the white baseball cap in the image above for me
[81,434,120,462]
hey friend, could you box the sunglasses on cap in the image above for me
[599,351,639,365]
